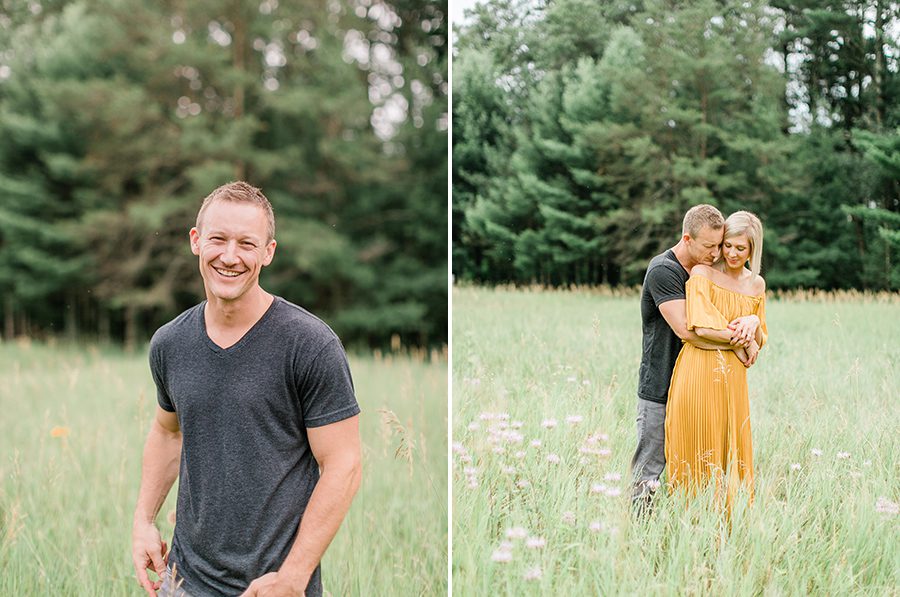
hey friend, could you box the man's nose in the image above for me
[221,241,239,264]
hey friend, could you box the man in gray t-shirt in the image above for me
[630,204,760,508]
[132,182,361,597]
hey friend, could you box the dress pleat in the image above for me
[664,276,768,509]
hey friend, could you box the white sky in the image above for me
[449,0,482,30]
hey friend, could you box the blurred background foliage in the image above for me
[0,0,447,350]
[452,0,899,290]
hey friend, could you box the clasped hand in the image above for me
[728,315,759,348]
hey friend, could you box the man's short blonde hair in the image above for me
[196,181,276,241]
[682,204,725,238]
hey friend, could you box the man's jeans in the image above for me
[630,398,667,504]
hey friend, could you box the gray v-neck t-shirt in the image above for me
[149,296,359,596]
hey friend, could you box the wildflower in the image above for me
[479,412,495,421]
[603,472,621,482]
[790,463,801,471]
[590,483,608,494]
[525,536,546,549]
[646,480,661,491]
[467,478,478,489]
[511,420,524,429]
[811,448,823,457]
[524,566,542,581]
[498,413,510,421]
[546,454,561,464]
[452,442,466,454]
[506,527,528,540]
[502,466,516,475]
[836,451,850,459]
[516,480,531,489]
[491,549,513,563]
[561,511,576,524]
[541,419,557,429]
[565,415,583,425]
[492,446,505,455]
[50,426,70,438]
[582,380,590,385]
[863,460,872,467]
[604,487,622,497]
[498,540,514,551]
[566,376,577,382]
[589,521,604,533]
[459,454,472,463]
[530,440,542,448]
[849,471,862,479]
[467,422,480,431]
[463,467,477,476]
[514,451,526,459]
[875,497,899,515]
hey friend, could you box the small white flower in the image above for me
[524,566,542,581]
[492,446,505,454]
[863,460,872,467]
[498,540,514,551]
[525,536,546,549]
[452,442,466,454]
[467,478,478,489]
[491,549,512,563]
[582,379,591,385]
[502,465,516,475]
[565,415,583,425]
[647,480,661,491]
[836,451,850,459]
[603,472,621,482]
[875,497,899,515]
[511,420,524,429]
[498,412,510,420]
[459,454,472,463]
[514,450,526,459]
[561,511,576,524]
[530,439,542,448]
[566,376,577,382]
[790,463,802,471]
[463,467,477,475]
[589,521,604,532]
[467,422,480,431]
[506,527,528,540]
[479,412,494,421]
[590,483,608,494]
[811,448,823,457]
[541,419,558,429]
[604,487,622,497]
[546,454,561,464]
[516,479,531,489]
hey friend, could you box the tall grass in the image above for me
[452,286,899,595]
[0,341,447,596]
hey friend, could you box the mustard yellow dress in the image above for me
[664,275,767,505]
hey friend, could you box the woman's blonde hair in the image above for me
[720,211,763,276]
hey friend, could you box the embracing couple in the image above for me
[631,204,768,511]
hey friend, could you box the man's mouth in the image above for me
[213,266,243,278]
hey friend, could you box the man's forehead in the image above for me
[695,226,724,243]
[202,201,268,237]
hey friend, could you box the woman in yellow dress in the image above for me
[664,211,767,507]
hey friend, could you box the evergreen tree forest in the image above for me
[0,0,448,349]
[453,0,900,290]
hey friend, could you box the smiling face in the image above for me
[722,233,751,272]
[190,199,276,304]
[685,224,724,267]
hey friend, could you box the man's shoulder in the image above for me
[272,297,341,348]
[645,250,686,281]
[150,303,203,352]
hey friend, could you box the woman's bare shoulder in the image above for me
[752,274,766,295]
[689,263,715,278]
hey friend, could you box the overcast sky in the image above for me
[449,0,482,30]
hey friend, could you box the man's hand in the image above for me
[240,571,307,597]
[728,315,760,348]
[132,521,168,596]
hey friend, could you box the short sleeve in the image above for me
[148,339,175,412]
[686,276,729,331]
[756,294,768,348]
[298,338,360,428]
[646,263,686,307]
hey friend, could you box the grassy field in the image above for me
[452,286,899,595]
[0,341,447,596]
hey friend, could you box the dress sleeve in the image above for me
[756,294,768,348]
[686,275,729,331]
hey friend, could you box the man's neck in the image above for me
[204,287,274,330]
[670,240,696,273]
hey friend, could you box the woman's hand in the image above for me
[744,340,760,367]
[733,346,750,367]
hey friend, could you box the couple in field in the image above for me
[631,204,768,510]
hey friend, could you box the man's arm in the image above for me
[132,406,182,596]
[659,299,739,351]
[241,415,362,597]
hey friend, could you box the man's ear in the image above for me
[262,239,277,266]
[189,227,201,256]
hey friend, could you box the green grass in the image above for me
[452,285,899,595]
[0,340,447,596]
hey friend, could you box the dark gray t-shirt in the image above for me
[638,249,689,404]
[149,296,360,597]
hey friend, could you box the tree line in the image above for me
[452,0,899,290]
[0,0,448,350]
